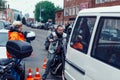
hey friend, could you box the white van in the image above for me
[65,6,120,80]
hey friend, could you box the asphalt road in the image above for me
[22,25,62,80]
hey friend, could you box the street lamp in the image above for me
[39,6,44,23]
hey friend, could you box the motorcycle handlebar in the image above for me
[50,38,64,42]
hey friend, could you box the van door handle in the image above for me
[65,59,85,75]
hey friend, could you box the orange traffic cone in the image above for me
[41,58,47,69]
[34,67,41,80]
[26,68,34,80]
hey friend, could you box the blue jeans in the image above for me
[42,53,56,79]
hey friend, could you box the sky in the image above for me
[6,0,63,18]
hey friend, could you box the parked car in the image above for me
[0,29,8,58]
[101,28,120,41]
[31,22,41,29]
[37,23,45,29]
[44,22,53,30]
[0,20,11,30]
[31,23,38,28]
[26,21,33,27]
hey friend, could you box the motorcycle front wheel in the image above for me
[50,62,62,75]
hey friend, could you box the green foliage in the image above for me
[35,1,60,23]
[0,0,2,6]
[0,0,5,11]
[55,6,62,11]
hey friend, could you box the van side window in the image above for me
[70,17,96,53]
[92,17,120,69]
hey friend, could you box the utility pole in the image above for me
[39,5,44,23]
[39,6,41,23]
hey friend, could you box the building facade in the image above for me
[6,9,22,22]
[95,0,120,7]
[12,9,22,21]
[55,9,64,25]
[64,0,94,24]
[6,8,13,22]
[63,0,120,24]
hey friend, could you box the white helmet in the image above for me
[12,21,22,27]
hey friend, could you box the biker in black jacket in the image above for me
[42,25,67,80]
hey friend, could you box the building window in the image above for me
[96,0,98,4]
[69,7,72,16]
[57,12,61,18]
[76,6,79,15]
[72,7,76,15]
[66,0,72,1]
[64,8,69,16]
[111,0,117,1]
[96,0,117,4]
[105,0,113,2]
[96,0,105,4]
[80,2,89,10]
[105,0,109,2]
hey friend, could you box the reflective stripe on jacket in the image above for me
[8,31,25,41]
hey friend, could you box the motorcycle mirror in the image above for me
[25,31,36,42]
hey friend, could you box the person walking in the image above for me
[64,21,70,33]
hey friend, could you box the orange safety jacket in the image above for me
[6,31,25,58]
[72,42,83,51]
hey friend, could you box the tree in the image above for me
[0,0,2,9]
[55,6,62,11]
[35,1,56,23]
[0,0,6,11]
[22,17,26,25]
[17,15,21,21]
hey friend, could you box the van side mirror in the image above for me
[24,31,36,42]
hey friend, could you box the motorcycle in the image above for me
[0,40,33,80]
[0,58,25,80]
[0,58,16,80]
[48,38,66,76]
